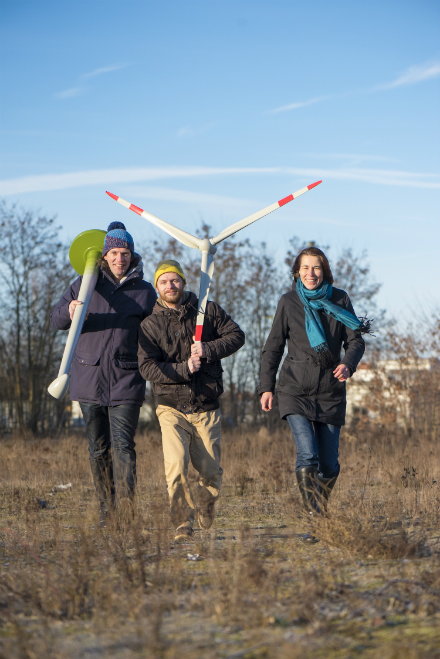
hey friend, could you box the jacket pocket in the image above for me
[113,358,139,369]
[200,361,223,376]
[73,352,100,366]
[197,361,224,401]
[319,368,345,394]
[71,353,101,401]
[278,356,308,390]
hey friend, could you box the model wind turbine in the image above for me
[106,181,322,341]
[48,229,107,399]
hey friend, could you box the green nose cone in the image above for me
[69,230,107,275]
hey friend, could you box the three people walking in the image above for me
[52,236,369,538]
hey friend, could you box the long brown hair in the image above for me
[291,247,333,284]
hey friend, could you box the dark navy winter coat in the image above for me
[51,262,156,406]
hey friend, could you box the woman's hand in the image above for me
[261,392,273,412]
[69,300,89,321]
[333,364,351,382]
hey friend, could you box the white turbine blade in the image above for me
[48,261,99,399]
[194,252,215,342]
[106,191,201,250]
[211,180,322,245]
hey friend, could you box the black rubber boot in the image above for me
[296,467,321,543]
[296,467,322,514]
[318,473,339,513]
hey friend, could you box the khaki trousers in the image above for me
[156,405,223,527]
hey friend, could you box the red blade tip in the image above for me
[307,180,322,190]
[106,191,119,201]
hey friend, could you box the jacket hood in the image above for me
[120,252,144,283]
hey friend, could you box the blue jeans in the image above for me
[286,414,340,479]
[80,403,140,508]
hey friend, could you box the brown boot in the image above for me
[196,486,217,530]
[174,524,193,543]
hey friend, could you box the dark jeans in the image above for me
[286,414,340,479]
[80,403,140,509]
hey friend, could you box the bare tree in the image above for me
[0,201,74,436]
[243,242,278,423]
[332,248,381,313]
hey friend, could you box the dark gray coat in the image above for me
[258,283,365,426]
[50,261,156,406]
[138,292,245,413]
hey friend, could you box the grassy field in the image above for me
[0,425,439,659]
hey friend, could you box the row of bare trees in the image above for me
[0,200,437,439]
[0,201,74,436]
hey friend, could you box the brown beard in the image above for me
[160,290,184,305]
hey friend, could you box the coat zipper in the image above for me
[107,271,138,406]
[180,306,196,407]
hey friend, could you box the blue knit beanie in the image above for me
[102,221,134,256]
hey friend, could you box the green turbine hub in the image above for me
[69,230,107,275]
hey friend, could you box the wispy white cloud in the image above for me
[54,87,85,100]
[54,63,130,100]
[176,122,217,138]
[0,167,274,196]
[268,96,329,114]
[0,165,438,196]
[81,63,130,79]
[127,185,254,208]
[282,166,440,189]
[268,59,440,114]
[306,153,400,164]
[278,213,360,230]
[377,61,440,90]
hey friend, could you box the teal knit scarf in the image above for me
[296,279,371,367]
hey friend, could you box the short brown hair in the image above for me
[291,247,333,284]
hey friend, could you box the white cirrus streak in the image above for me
[0,166,438,196]
[0,167,275,196]
[54,87,85,100]
[268,96,329,114]
[126,186,254,208]
[378,61,440,89]
[80,63,130,79]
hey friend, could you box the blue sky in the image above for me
[1,0,439,320]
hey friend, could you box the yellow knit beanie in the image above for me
[154,260,186,288]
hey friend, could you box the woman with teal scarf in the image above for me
[258,247,371,540]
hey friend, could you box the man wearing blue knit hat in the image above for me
[51,222,157,526]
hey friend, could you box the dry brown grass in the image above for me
[1,425,439,659]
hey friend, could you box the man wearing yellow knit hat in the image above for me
[138,260,245,541]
